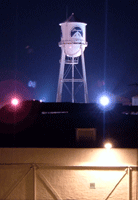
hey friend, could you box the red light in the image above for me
[11,98,19,106]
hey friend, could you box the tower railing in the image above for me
[58,41,88,47]
[59,57,79,64]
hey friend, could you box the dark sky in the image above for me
[0,0,138,104]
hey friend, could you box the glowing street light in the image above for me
[11,98,19,106]
[97,92,115,111]
[104,142,112,149]
[99,96,110,106]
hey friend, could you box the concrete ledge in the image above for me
[0,148,137,167]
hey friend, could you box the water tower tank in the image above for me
[59,13,87,57]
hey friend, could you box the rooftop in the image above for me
[0,101,137,148]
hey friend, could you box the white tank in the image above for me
[59,13,87,57]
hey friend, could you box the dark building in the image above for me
[0,100,138,148]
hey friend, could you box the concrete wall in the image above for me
[0,148,138,200]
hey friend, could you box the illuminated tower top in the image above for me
[59,13,88,57]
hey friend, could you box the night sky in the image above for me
[0,0,138,105]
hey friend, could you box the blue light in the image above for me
[97,92,115,111]
[99,95,109,106]
[28,81,36,88]
[39,97,47,102]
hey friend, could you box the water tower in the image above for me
[56,13,89,103]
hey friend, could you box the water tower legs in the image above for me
[56,47,89,103]
[56,49,65,102]
[72,56,75,103]
[81,46,89,103]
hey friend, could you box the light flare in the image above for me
[100,96,109,106]
[11,98,19,106]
